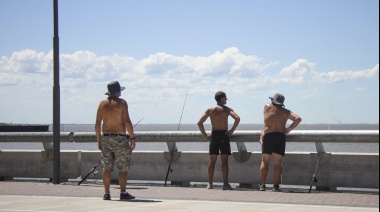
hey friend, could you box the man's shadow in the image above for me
[118,199,162,203]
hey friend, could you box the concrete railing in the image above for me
[0,130,378,190]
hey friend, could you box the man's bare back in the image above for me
[263,103,290,133]
[197,91,240,139]
[95,94,135,151]
[96,97,129,134]
[208,105,232,131]
[263,103,301,135]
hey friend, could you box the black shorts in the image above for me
[209,130,231,155]
[262,132,286,156]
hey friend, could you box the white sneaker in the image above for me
[207,184,214,189]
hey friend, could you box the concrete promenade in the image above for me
[0,180,378,212]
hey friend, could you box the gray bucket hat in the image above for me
[105,81,125,95]
[269,93,285,107]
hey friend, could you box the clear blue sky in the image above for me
[0,0,378,125]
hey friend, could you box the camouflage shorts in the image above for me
[101,135,132,172]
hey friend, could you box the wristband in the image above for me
[130,137,135,140]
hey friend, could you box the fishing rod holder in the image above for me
[42,132,74,161]
[164,141,181,162]
[232,142,251,163]
[312,142,331,166]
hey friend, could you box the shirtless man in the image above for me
[259,93,301,192]
[95,81,136,200]
[197,91,240,190]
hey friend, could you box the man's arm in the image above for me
[284,111,302,135]
[197,109,210,139]
[95,102,103,150]
[260,104,269,142]
[259,130,264,143]
[123,100,136,151]
[226,109,240,136]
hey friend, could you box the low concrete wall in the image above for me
[70,151,380,189]
[0,150,79,180]
[0,130,378,189]
[0,150,378,189]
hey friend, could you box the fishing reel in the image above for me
[311,175,318,183]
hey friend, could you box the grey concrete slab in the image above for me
[0,181,378,212]
[0,195,378,212]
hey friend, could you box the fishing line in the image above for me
[177,90,188,131]
[133,102,160,128]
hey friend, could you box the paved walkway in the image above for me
[0,181,378,212]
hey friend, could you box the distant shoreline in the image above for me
[0,124,49,132]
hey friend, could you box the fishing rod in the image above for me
[164,90,188,187]
[309,151,322,193]
[308,125,332,193]
[78,161,101,185]
[78,102,159,186]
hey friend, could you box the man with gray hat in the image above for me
[258,93,301,192]
[95,81,136,200]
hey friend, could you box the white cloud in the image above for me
[278,59,316,84]
[0,48,378,124]
[356,87,367,92]
[1,48,378,96]
[277,59,379,84]
[0,49,50,74]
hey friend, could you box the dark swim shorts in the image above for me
[262,132,286,156]
[209,130,231,155]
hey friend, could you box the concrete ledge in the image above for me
[0,150,378,189]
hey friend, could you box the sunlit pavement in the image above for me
[0,181,378,212]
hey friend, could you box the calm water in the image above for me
[1,124,379,153]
